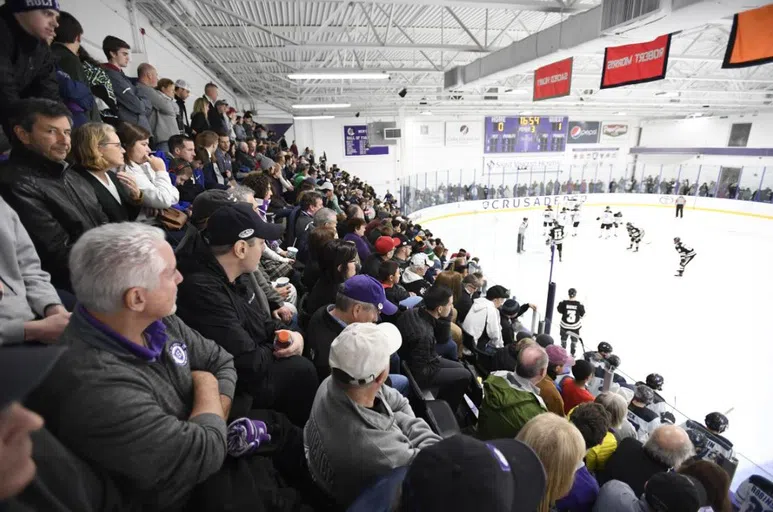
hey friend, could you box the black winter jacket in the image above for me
[304,305,344,381]
[175,233,280,397]
[396,308,449,387]
[0,5,60,133]
[0,147,107,291]
[74,165,141,223]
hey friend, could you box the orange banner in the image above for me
[722,4,773,68]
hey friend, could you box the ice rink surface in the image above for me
[421,199,773,486]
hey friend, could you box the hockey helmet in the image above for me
[705,412,729,433]
[605,206,611,210]
[687,428,708,451]
[568,288,577,298]
[605,355,621,371]
[626,222,633,228]
[646,373,664,391]
[597,342,613,354]
[674,237,681,244]
[633,384,654,405]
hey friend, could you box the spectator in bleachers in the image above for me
[557,402,609,511]
[116,122,179,222]
[304,275,406,388]
[516,413,587,512]
[190,96,209,136]
[194,130,230,190]
[627,384,662,442]
[362,236,400,278]
[583,393,624,473]
[101,36,151,131]
[539,345,572,417]
[300,225,337,290]
[0,196,70,345]
[304,322,442,507]
[599,424,694,496]
[379,260,410,308]
[305,239,358,317]
[70,122,142,222]
[397,284,472,411]
[318,180,342,214]
[677,459,732,512]
[478,342,548,439]
[595,391,637,443]
[401,252,432,296]
[454,273,480,324]
[51,12,101,125]
[461,284,510,350]
[0,99,107,292]
[561,359,595,414]
[343,217,371,261]
[173,79,190,135]
[235,140,258,174]
[146,77,179,153]
[209,100,228,135]
[349,434,547,512]
[594,472,706,512]
[233,114,246,141]
[28,222,238,510]
[0,0,60,134]
[391,234,412,269]
[214,132,233,182]
[175,203,318,426]
[168,133,195,175]
[286,190,323,250]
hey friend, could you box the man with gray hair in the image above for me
[477,343,548,439]
[28,222,241,510]
[599,424,694,496]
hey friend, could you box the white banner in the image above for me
[445,121,483,147]
[599,122,630,144]
[412,121,445,147]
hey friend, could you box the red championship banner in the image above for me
[722,4,773,68]
[533,57,573,101]
[600,34,672,89]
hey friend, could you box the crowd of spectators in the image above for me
[0,2,769,512]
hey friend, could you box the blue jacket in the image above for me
[56,68,95,128]
[556,465,600,512]
[201,161,229,190]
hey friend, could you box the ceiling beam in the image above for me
[227,0,595,12]
[205,42,487,54]
[193,0,300,46]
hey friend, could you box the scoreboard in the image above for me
[484,116,569,154]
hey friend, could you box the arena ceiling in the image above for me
[137,0,773,119]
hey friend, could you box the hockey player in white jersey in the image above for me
[570,205,581,236]
[597,206,614,239]
[626,222,645,252]
[543,205,554,236]
[674,237,696,277]
[557,207,570,228]
[613,211,623,237]
[627,384,662,442]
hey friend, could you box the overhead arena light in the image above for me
[287,72,390,80]
[293,115,336,120]
[292,103,351,109]
[614,111,627,115]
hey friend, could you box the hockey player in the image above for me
[613,211,623,237]
[556,287,585,356]
[584,341,613,368]
[570,204,581,237]
[705,412,729,437]
[557,207,570,228]
[543,205,554,236]
[674,237,696,277]
[626,222,644,252]
[627,384,662,442]
[734,476,773,512]
[549,221,565,262]
[680,412,736,468]
[637,373,667,416]
[597,206,614,239]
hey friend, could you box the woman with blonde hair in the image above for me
[516,413,587,512]
[190,97,210,135]
[70,122,142,222]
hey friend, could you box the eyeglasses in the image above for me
[100,142,123,148]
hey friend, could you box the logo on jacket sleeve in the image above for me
[169,342,189,366]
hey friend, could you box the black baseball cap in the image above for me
[190,189,238,226]
[401,435,546,512]
[486,285,510,300]
[1,345,66,410]
[394,234,410,247]
[204,203,284,246]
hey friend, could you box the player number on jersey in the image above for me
[565,310,577,323]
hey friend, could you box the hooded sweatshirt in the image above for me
[304,376,441,507]
[0,197,62,344]
[461,297,503,348]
